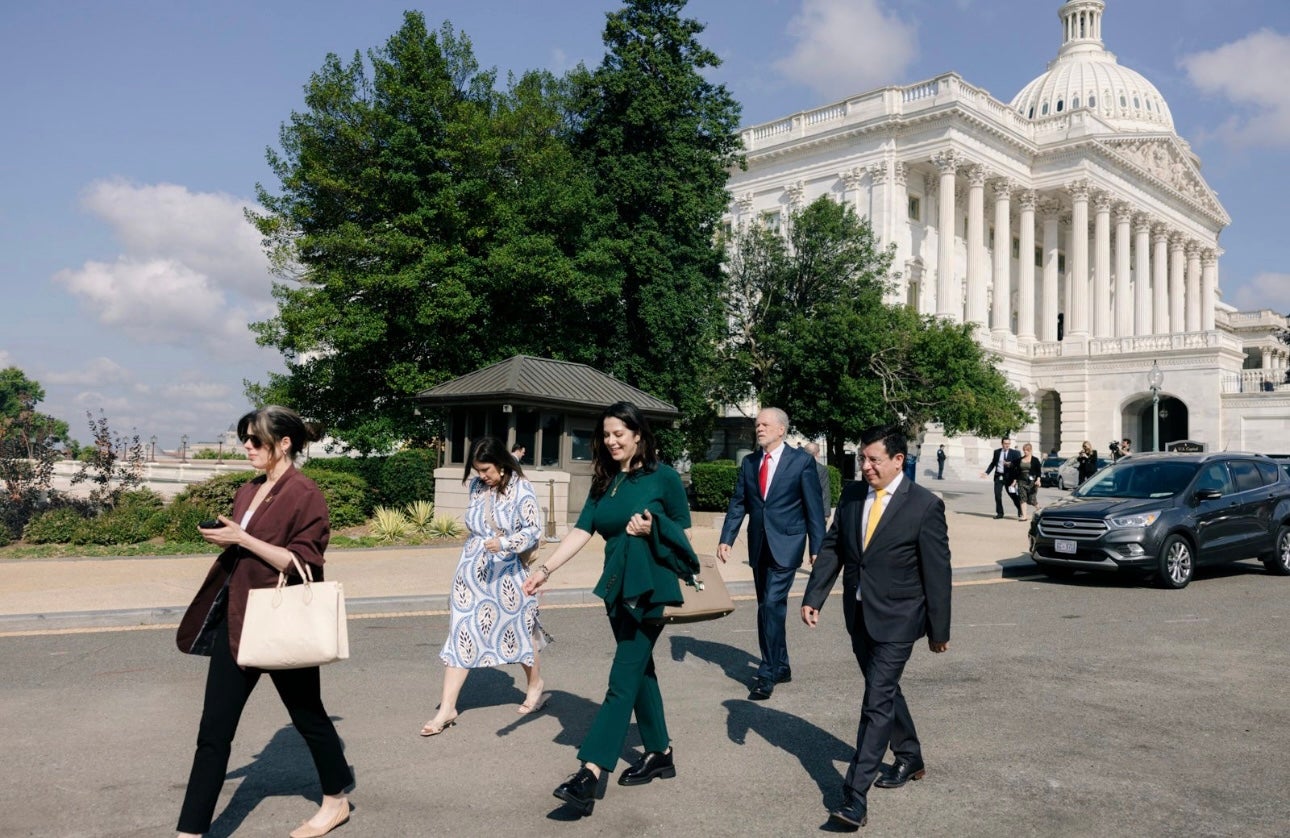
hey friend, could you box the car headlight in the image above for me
[1107,512,1160,528]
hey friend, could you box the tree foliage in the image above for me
[720,197,1030,465]
[0,368,69,538]
[71,411,145,509]
[572,0,742,456]
[250,3,741,459]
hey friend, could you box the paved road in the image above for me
[2,566,1286,837]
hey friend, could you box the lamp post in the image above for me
[217,440,224,465]
[181,434,188,463]
[1147,360,1164,452]
[149,435,157,463]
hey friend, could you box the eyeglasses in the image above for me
[241,435,264,448]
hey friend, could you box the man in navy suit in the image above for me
[802,424,951,831]
[979,435,1022,519]
[719,407,826,701]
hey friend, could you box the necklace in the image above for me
[610,473,627,497]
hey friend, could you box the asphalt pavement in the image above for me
[1,566,1285,836]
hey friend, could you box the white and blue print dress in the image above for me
[440,476,547,668]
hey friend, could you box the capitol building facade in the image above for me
[724,0,1290,471]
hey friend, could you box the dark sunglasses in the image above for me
[240,434,265,448]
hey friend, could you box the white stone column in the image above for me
[1093,191,1112,337]
[1066,180,1090,338]
[1114,204,1133,337]
[1041,198,1061,342]
[966,164,988,329]
[736,193,755,228]
[933,151,959,318]
[1152,224,1169,334]
[1133,213,1151,336]
[1169,233,1186,333]
[991,178,1013,337]
[1017,190,1037,342]
[840,168,865,218]
[1201,249,1218,332]
[1185,242,1202,332]
[890,162,910,306]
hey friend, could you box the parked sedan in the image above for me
[1056,456,1109,490]
[1039,455,1065,487]
[1029,452,1290,588]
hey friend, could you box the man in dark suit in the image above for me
[804,442,832,524]
[802,424,951,831]
[979,435,1022,519]
[719,407,826,701]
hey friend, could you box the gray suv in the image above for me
[1028,452,1290,588]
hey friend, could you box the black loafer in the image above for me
[775,669,792,684]
[553,767,598,816]
[618,749,676,786]
[874,758,926,789]
[828,800,868,830]
[748,678,773,701]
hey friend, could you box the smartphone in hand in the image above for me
[198,519,223,529]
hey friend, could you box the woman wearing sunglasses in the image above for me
[174,405,352,838]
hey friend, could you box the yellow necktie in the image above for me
[864,488,886,548]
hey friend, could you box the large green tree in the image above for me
[572,0,743,457]
[249,13,615,452]
[720,197,1030,465]
[0,367,69,459]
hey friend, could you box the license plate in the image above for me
[1055,539,1077,555]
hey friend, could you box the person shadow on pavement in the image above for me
[668,635,761,688]
[205,719,353,838]
[723,699,853,808]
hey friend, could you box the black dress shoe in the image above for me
[993,514,1004,519]
[828,800,868,830]
[874,758,926,789]
[553,767,598,816]
[618,749,676,786]
[748,678,773,701]
[775,669,792,684]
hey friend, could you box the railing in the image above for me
[1221,371,1290,394]
[805,104,846,125]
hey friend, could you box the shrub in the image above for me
[78,504,164,545]
[427,515,463,539]
[116,488,165,512]
[827,465,842,507]
[691,460,739,511]
[173,471,258,515]
[379,449,437,507]
[405,499,435,533]
[24,507,92,544]
[371,506,411,542]
[307,471,372,528]
[158,499,217,543]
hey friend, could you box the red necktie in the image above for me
[759,452,771,499]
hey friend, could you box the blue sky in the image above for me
[2,0,1288,447]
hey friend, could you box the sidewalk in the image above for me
[0,507,1039,633]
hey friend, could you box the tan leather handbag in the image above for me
[236,555,349,670]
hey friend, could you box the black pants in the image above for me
[177,620,352,834]
[993,477,1021,516]
[844,604,919,805]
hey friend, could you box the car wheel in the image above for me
[1156,535,1194,589]
[1262,525,1290,576]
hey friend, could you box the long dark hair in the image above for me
[462,436,524,493]
[590,401,658,499]
[237,405,322,470]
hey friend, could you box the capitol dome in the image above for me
[1010,0,1174,133]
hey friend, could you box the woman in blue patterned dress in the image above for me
[420,437,548,736]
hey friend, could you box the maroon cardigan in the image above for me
[176,466,330,663]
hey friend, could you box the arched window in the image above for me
[1120,95,1127,107]
[1089,95,1096,107]
[1057,100,1064,112]
[1133,96,1140,108]
[1028,107,1035,119]
[1072,96,1080,109]
[1042,102,1049,115]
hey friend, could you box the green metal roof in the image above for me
[414,355,678,419]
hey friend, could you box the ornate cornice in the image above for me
[892,161,908,187]
[1133,212,1152,235]
[867,163,889,185]
[1093,191,1114,213]
[1151,223,1170,245]
[1114,204,1134,225]
[840,167,865,190]
[1066,179,1091,202]
[992,178,1016,202]
[932,149,960,175]
[967,164,989,187]
[1017,189,1039,212]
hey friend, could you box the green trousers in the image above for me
[577,608,669,771]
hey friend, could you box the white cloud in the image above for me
[43,356,138,387]
[0,350,13,368]
[774,0,918,102]
[51,180,275,359]
[1231,272,1290,312]
[1181,29,1290,147]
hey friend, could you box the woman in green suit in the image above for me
[523,401,698,816]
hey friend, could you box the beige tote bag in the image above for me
[237,555,349,670]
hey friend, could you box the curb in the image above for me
[0,559,1038,634]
